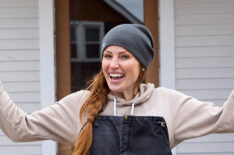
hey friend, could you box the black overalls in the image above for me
[90,115,172,155]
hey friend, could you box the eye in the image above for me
[120,54,130,59]
[103,54,112,59]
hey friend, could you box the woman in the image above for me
[0,24,234,155]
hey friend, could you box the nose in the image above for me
[109,58,119,68]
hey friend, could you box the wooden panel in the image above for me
[144,0,159,86]
[55,0,72,154]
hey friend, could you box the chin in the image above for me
[108,86,124,93]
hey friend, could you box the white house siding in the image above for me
[174,0,234,154]
[0,0,41,154]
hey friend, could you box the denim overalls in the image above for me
[88,96,172,155]
[90,115,172,155]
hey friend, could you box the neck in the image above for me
[112,86,139,101]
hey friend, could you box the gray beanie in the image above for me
[101,24,154,69]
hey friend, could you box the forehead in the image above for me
[103,45,131,54]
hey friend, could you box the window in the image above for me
[70,21,104,62]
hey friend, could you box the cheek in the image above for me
[101,61,108,70]
[125,63,140,77]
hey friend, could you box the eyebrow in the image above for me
[103,50,130,54]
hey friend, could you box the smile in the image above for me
[110,73,124,78]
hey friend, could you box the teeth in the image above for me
[110,73,123,78]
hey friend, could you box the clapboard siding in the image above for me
[176,3,234,15]
[177,143,234,153]
[0,0,37,7]
[175,0,234,154]
[0,29,39,39]
[0,71,39,81]
[176,47,234,57]
[0,8,38,18]
[175,14,234,25]
[176,68,234,78]
[0,0,41,154]
[0,18,39,28]
[176,25,234,36]
[176,36,234,47]
[0,61,39,71]
[2,82,40,92]
[176,57,234,68]
[0,145,41,155]
[0,50,39,61]
[0,39,39,49]
[176,0,234,4]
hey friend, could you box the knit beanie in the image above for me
[101,24,154,69]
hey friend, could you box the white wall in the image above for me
[0,0,41,154]
[174,0,234,154]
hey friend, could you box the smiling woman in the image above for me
[1,24,234,155]
[102,46,142,100]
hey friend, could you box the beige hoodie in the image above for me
[0,82,234,149]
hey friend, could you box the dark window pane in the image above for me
[86,44,99,58]
[70,27,76,41]
[71,44,78,58]
[85,27,99,41]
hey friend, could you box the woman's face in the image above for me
[102,45,141,99]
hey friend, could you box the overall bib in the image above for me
[90,115,172,155]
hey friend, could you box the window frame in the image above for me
[70,21,104,62]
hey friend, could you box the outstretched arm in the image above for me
[0,82,87,144]
[168,88,234,146]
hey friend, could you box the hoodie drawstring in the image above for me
[114,97,117,116]
[131,103,135,115]
[113,97,135,116]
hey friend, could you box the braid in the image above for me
[73,71,108,155]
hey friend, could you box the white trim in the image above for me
[159,0,176,154]
[39,0,57,154]
[159,0,175,90]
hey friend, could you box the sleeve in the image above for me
[0,82,87,144]
[168,88,234,146]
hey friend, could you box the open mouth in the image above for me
[109,73,125,80]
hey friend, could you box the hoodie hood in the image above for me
[107,83,155,107]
